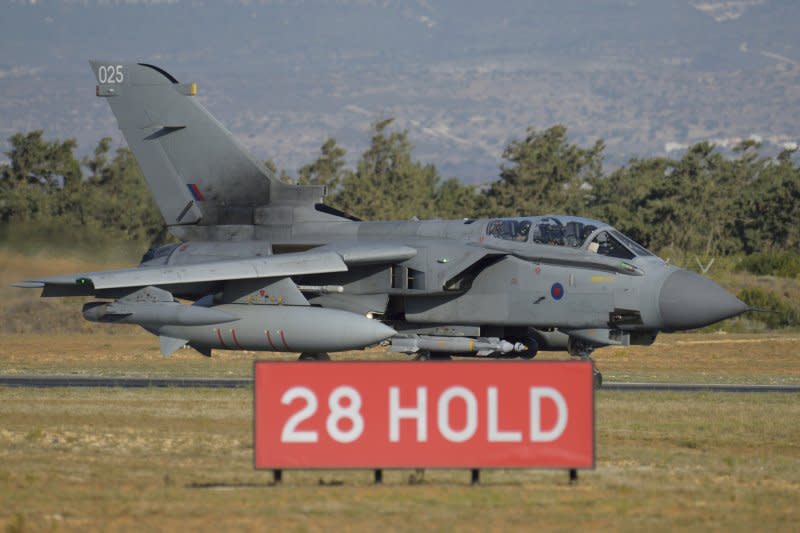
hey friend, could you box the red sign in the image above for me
[254,361,594,469]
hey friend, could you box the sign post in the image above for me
[254,361,594,481]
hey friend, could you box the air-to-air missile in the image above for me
[390,335,529,357]
[83,300,396,354]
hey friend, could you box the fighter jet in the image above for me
[15,62,749,384]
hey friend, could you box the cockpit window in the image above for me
[486,219,532,242]
[531,217,564,245]
[531,217,597,248]
[611,230,654,256]
[588,231,635,260]
[488,216,604,247]
[485,215,654,259]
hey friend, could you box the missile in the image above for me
[390,335,527,356]
[83,301,239,326]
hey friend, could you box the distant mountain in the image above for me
[1,0,798,182]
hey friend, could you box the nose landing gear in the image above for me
[568,338,603,388]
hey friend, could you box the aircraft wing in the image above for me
[15,244,418,296]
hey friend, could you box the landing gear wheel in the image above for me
[298,352,331,361]
[520,338,539,360]
[593,367,603,388]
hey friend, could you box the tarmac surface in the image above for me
[1,375,799,392]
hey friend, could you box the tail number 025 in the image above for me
[98,65,124,84]
[280,386,364,444]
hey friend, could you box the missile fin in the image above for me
[225,277,309,305]
[160,335,188,356]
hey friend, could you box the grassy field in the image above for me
[2,248,800,531]
[0,388,798,532]
[2,330,799,532]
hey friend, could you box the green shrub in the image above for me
[737,287,800,328]
[737,252,800,278]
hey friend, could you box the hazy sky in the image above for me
[2,0,798,181]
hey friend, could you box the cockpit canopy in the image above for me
[485,215,654,260]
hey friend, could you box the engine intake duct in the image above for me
[608,308,643,327]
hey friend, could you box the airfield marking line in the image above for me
[602,382,800,393]
[669,337,800,345]
[0,376,252,389]
[1,376,799,393]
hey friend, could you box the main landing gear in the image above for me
[298,352,331,361]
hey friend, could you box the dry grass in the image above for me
[0,246,132,334]
[593,332,800,384]
[0,388,797,532]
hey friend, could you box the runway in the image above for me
[1,375,799,392]
[0,375,251,389]
[601,382,800,393]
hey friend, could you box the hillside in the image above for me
[1,0,798,181]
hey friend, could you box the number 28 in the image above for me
[280,386,364,444]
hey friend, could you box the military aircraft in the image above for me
[15,62,750,384]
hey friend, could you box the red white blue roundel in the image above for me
[550,282,565,300]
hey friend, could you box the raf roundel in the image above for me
[550,282,565,301]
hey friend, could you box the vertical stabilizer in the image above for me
[89,61,324,228]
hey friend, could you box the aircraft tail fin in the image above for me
[89,61,325,229]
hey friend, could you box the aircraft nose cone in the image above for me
[658,269,749,331]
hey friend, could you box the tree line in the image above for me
[2,121,799,259]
